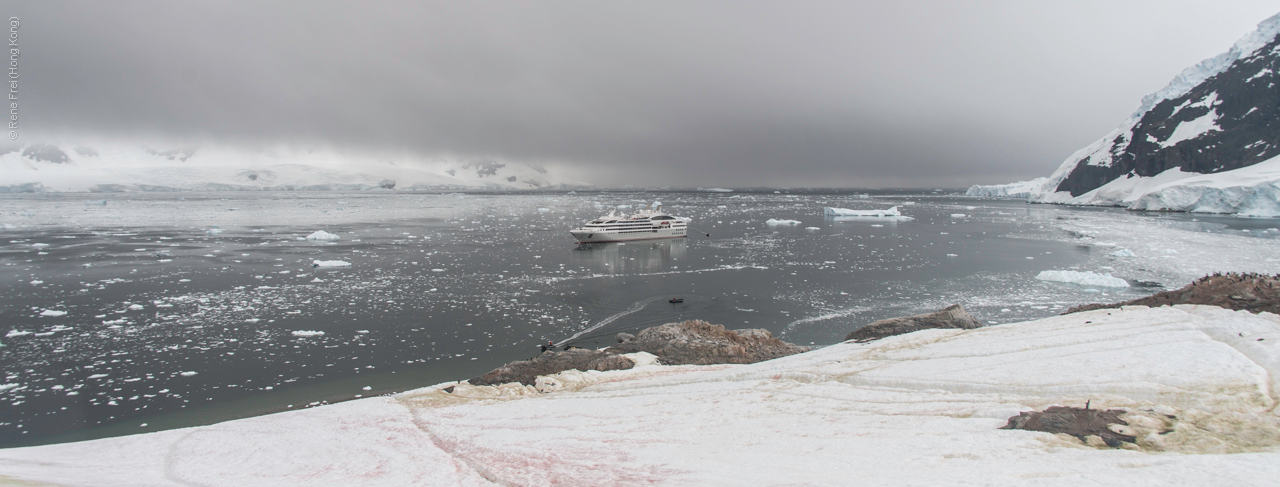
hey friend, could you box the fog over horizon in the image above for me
[8,1,1279,188]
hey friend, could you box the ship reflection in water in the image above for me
[570,238,688,274]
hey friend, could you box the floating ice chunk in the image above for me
[765,219,801,225]
[312,260,351,268]
[88,374,108,379]
[292,330,325,337]
[30,243,49,248]
[205,227,223,235]
[431,268,445,272]
[128,304,144,311]
[305,230,341,241]
[84,200,107,206]
[0,384,18,393]
[1111,248,1136,257]
[6,330,31,337]
[537,208,550,213]
[179,371,198,377]
[1036,270,1129,287]
[29,280,42,286]
[40,310,67,317]
[804,227,821,230]
[950,214,967,218]
[824,206,901,217]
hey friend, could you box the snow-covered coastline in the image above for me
[0,142,587,192]
[970,12,1280,217]
[1,304,1277,486]
[970,156,1280,216]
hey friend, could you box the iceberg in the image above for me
[824,206,899,217]
[764,219,801,225]
[965,177,1048,198]
[312,260,351,268]
[305,230,341,241]
[824,206,915,221]
[1035,270,1130,288]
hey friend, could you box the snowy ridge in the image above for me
[2,305,1278,485]
[1011,11,1280,215]
[0,142,588,192]
[1131,12,1280,119]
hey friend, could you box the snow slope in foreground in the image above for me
[2,305,1279,486]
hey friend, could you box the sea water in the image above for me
[1,190,1277,447]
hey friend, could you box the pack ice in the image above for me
[2,305,1277,486]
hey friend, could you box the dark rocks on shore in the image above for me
[469,349,637,386]
[468,320,809,386]
[1001,405,1136,447]
[608,320,810,366]
[1066,272,1280,315]
[844,304,982,342]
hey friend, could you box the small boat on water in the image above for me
[570,202,690,243]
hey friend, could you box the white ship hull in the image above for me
[570,226,688,243]
[569,202,690,243]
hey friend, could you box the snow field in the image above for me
[2,305,1278,486]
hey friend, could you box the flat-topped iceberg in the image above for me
[824,206,915,221]
[312,260,351,268]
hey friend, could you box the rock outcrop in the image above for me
[608,320,809,366]
[844,304,982,342]
[1067,272,1280,315]
[469,349,636,386]
[1001,405,1136,448]
[470,320,809,386]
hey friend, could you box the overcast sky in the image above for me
[9,1,1279,187]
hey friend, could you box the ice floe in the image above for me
[1036,270,1130,288]
[311,260,351,268]
[764,219,801,225]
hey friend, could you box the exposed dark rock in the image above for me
[145,146,198,161]
[1053,27,1280,198]
[469,349,636,386]
[608,320,809,366]
[1002,405,1136,447]
[844,304,982,342]
[378,179,396,189]
[1066,272,1280,315]
[470,320,809,386]
[22,144,70,163]
[462,160,505,177]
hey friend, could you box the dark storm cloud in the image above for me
[8,1,1278,187]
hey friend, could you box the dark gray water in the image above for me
[1,189,1274,448]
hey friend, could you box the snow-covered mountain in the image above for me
[972,12,1280,216]
[0,142,588,192]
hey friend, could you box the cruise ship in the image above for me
[570,202,689,243]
